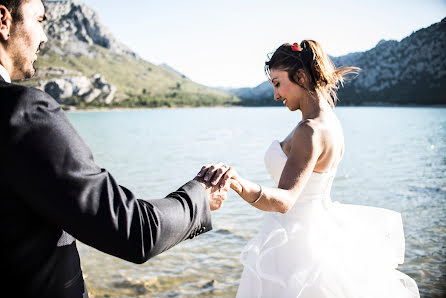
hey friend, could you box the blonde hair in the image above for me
[265,40,360,107]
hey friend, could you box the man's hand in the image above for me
[194,176,228,211]
[196,162,241,192]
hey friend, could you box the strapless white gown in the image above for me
[236,140,420,298]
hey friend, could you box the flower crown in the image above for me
[290,43,302,52]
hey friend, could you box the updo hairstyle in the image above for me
[265,40,360,107]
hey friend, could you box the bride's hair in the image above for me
[265,40,360,107]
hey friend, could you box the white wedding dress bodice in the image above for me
[265,139,337,207]
[236,140,420,298]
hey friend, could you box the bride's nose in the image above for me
[274,90,281,101]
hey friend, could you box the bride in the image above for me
[197,40,420,297]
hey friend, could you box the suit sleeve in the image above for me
[5,87,212,264]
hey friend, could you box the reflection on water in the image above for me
[69,107,446,297]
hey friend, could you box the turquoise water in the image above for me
[68,107,446,297]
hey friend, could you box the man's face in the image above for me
[8,0,47,80]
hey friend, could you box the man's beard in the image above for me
[13,56,36,80]
[25,62,36,79]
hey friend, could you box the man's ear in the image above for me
[0,5,12,41]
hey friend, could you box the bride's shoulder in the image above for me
[291,119,334,149]
[290,120,322,148]
[295,119,320,137]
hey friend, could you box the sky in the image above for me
[79,0,446,88]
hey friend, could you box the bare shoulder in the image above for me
[292,119,322,143]
[297,115,344,171]
[289,119,323,155]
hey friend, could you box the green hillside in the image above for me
[28,44,239,109]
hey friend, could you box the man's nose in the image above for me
[41,31,48,44]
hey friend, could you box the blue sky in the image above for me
[80,0,445,88]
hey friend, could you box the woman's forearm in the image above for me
[196,162,301,213]
[235,177,295,213]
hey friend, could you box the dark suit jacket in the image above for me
[0,75,212,297]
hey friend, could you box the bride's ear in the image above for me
[293,70,308,88]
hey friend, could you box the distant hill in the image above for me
[231,18,446,106]
[229,81,280,106]
[159,64,188,79]
[20,0,238,109]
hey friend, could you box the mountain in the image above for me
[43,0,135,58]
[229,81,279,106]
[21,0,238,109]
[231,18,446,106]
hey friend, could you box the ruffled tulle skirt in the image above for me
[236,199,420,298]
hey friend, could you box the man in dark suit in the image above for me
[0,0,228,297]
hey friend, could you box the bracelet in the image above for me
[250,184,263,205]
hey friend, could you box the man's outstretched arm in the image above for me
[5,86,220,263]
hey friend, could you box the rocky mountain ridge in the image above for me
[43,0,135,58]
[232,18,446,106]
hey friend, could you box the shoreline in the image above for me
[64,105,239,113]
[64,104,446,112]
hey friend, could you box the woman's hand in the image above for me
[196,163,242,193]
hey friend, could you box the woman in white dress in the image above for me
[197,40,420,298]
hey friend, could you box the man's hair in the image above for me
[0,0,27,21]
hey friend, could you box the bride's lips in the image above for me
[282,99,287,105]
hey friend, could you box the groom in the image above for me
[0,0,227,297]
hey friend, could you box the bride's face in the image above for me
[270,69,304,111]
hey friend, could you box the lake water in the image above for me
[67,107,446,298]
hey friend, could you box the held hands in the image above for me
[196,163,265,210]
[194,162,235,211]
[196,162,243,195]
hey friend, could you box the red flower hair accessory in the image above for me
[290,43,302,52]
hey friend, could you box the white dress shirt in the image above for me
[0,64,11,83]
